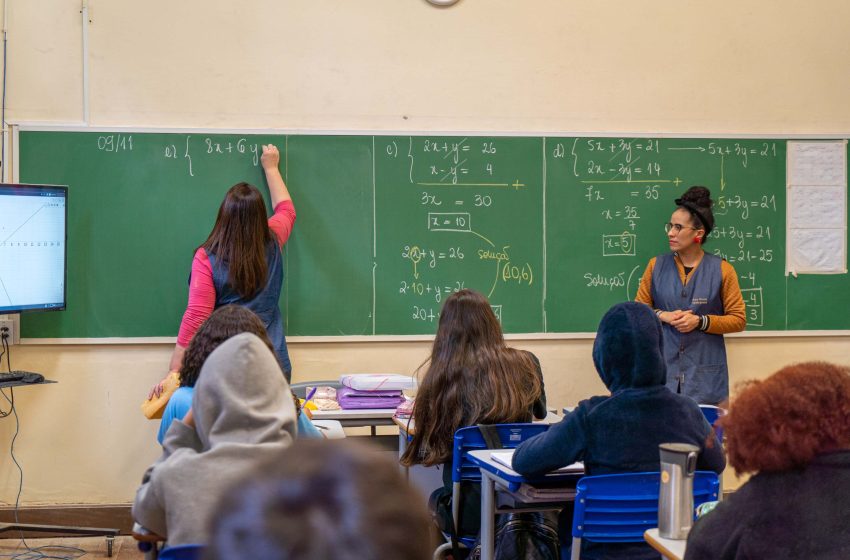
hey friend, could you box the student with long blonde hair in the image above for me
[400,289,546,538]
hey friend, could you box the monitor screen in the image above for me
[0,184,67,313]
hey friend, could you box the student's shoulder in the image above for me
[576,395,610,416]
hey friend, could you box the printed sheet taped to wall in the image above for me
[786,140,848,274]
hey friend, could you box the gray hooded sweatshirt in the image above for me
[132,333,297,546]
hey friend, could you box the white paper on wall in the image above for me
[786,140,848,275]
[788,141,846,186]
[788,229,846,274]
[789,186,845,228]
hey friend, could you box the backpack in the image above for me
[469,424,561,560]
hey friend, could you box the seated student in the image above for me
[513,302,725,560]
[155,304,320,444]
[685,361,850,560]
[133,333,297,546]
[206,439,433,560]
[399,289,547,539]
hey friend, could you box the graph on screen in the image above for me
[0,184,67,313]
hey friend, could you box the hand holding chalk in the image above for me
[261,144,280,171]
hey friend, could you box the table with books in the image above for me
[308,374,415,436]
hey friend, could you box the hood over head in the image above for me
[192,332,296,450]
[592,302,666,392]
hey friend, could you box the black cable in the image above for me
[0,337,10,417]
[3,335,9,371]
[0,347,84,559]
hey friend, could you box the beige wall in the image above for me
[0,0,848,505]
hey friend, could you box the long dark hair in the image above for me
[179,305,273,388]
[201,182,274,299]
[400,289,542,466]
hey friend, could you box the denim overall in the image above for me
[651,252,728,404]
[206,242,291,380]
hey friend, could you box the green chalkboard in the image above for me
[546,138,788,331]
[16,130,850,338]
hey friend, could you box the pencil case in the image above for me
[336,387,405,410]
[140,371,181,419]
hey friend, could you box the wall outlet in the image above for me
[0,318,14,344]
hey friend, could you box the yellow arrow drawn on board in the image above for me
[720,154,727,191]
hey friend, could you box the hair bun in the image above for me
[676,186,713,209]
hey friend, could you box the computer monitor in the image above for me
[0,184,67,313]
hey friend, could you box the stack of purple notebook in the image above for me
[336,374,415,410]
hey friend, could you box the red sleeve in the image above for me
[268,200,296,247]
[177,249,216,347]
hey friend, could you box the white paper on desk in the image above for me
[788,229,846,274]
[788,141,846,186]
[490,449,583,473]
[789,186,845,228]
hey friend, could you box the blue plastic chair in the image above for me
[158,544,204,560]
[699,404,726,442]
[432,423,551,560]
[569,471,720,560]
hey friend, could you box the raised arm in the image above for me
[261,144,291,209]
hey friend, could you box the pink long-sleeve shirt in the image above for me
[176,200,295,347]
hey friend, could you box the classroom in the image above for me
[0,1,848,559]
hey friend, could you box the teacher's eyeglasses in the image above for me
[664,222,698,234]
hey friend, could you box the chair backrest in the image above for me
[571,471,720,542]
[699,404,726,441]
[158,544,205,560]
[451,423,550,484]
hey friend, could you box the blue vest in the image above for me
[650,252,728,404]
[206,242,291,380]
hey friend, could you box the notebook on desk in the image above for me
[490,449,584,474]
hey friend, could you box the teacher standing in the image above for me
[166,144,296,381]
[635,186,745,405]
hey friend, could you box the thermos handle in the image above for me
[686,451,698,476]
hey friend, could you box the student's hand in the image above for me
[183,408,195,428]
[670,310,700,333]
[147,378,168,400]
[261,144,280,171]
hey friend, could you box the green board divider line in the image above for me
[14,129,850,339]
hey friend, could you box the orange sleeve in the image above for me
[704,260,746,334]
[635,258,656,308]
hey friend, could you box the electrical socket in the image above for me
[0,318,14,344]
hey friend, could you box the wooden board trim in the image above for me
[19,329,850,345]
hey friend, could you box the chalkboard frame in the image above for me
[11,124,850,343]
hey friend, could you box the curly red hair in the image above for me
[721,361,850,475]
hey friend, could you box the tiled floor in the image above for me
[0,535,144,559]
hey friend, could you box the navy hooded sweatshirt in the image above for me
[513,302,725,559]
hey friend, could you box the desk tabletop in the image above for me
[468,449,583,492]
[644,528,687,560]
[311,407,397,420]
[394,416,415,434]
[0,379,56,390]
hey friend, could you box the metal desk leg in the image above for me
[480,471,496,560]
[398,430,409,479]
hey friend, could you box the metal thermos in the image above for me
[658,442,699,539]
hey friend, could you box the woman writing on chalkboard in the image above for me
[151,144,296,395]
[635,186,745,405]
